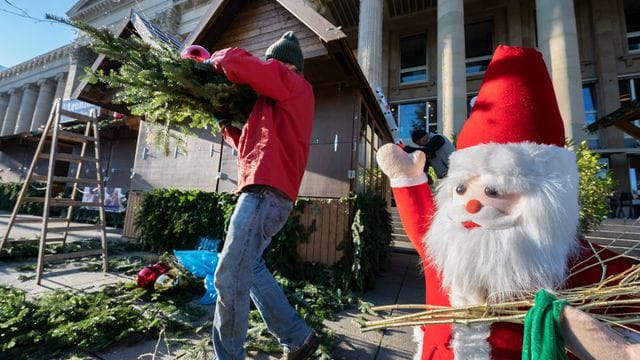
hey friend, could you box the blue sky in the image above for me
[0,0,78,68]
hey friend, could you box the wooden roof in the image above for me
[184,0,359,87]
[185,0,390,135]
[74,0,392,140]
[185,0,345,46]
[586,100,640,139]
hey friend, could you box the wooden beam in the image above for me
[277,0,346,42]
[614,120,640,139]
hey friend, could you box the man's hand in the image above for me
[402,145,420,154]
[561,305,640,360]
[376,144,426,180]
[213,111,230,128]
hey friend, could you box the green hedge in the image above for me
[334,192,393,291]
[0,182,45,216]
[134,189,392,291]
[133,189,236,252]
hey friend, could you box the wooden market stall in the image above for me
[77,1,394,265]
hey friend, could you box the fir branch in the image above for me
[45,14,257,155]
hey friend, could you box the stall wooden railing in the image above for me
[121,194,351,265]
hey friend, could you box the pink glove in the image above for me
[376,143,427,186]
[180,45,211,62]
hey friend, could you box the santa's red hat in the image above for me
[457,45,565,150]
[444,45,579,229]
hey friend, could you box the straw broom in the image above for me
[361,233,640,335]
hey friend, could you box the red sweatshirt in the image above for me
[211,47,314,201]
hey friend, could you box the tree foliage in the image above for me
[576,141,616,234]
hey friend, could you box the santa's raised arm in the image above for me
[377,45,639,360]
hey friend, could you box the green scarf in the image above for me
[522,289,569,360]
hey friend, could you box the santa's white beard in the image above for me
[426,196,578,305]
[424,186,579,359]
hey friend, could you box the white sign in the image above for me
[61,99,100,123]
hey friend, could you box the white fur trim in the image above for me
[413,326,424,360]
[451,324,491,360]
[447,142,578,188]
[390,173,428,188]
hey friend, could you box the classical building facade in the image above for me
[1,0,639,195]
[0,0,212,186]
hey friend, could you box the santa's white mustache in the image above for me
[445,203,520,230]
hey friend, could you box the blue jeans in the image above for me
[212,188,312,360]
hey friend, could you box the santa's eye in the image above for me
[455,184,467,195]
[484,187,499,197]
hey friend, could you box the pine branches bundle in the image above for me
[48,15,256,152]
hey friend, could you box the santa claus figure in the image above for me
[377,45,638,359]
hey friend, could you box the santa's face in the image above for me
[448,176,521,231]
[425,143,580,305]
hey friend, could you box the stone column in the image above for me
[64,46,96,99]
[1,89,23,136]
[31,78,57,132]
[0,93,9,129]
[54,72,68,102]
[590,0,628,191]
[15,84,38,134]
[536,0,585,145]
[357,0,383,88]
[507,0,523,46]
[437,0,467,139]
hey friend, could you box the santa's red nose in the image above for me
[465,199,482,213]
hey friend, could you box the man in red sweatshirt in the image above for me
[208,31,319,360]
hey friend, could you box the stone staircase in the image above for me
[390,209,640,259]
[390,207,418,254]
[584,218,640,258]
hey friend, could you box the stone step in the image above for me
[585,235,640,248]
[392,233,409,242]
[596,222,640,230]
[587,230,640,240]
[390,207,415,254]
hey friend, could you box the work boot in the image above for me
[281,331,320,360]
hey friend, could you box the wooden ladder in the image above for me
[0,98,108,284]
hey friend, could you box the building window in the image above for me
[624,0,640,53]
[619,77,640,105]
[465,20,493,75]
[390,100,437,145]
[583,84,597,126]
[399,33,427,84]
[356,101,387,195]
[583,83,599,147]
[618,77,640,144]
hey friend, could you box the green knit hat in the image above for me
[265,31,304,71]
